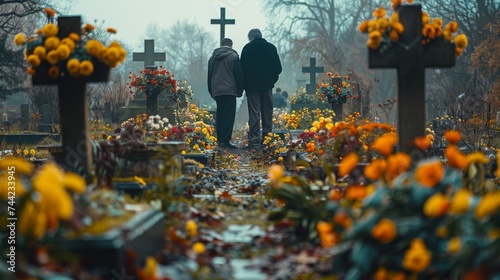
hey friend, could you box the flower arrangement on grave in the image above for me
[128,66,177,98]
[10,148,37,160]
[290,87,328,105]
[13,8,126,78]
[175,104,215,125]
[358,0,468,56]
[161,121,216,153]
[285,107,335,130]
[267,130,500,279]
[318,72,356,106]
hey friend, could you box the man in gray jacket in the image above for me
[208,38,244,149]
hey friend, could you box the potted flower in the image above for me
[128,66,177,116]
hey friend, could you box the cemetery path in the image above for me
[159,147,276,280]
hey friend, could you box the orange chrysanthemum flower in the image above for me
[338,152,359,177]
[371,219,397,243]
[416,159,444,187]
[444,145,468,169]
[364,159,387,180]
[444,130,461,144]
[386,152,411,180]
[373,134,398,156]
[414,136,432,151]
[345,185,367,200]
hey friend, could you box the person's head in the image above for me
[248,28,262,41]
[221,38,233,48]
[275,87,282,94]
[282,91,288,99]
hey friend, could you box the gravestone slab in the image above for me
[20,104,29,131]
[38,104,52,132]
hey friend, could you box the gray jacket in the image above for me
[207,46,244,98]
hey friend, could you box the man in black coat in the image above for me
[240,28,282,150]
[208,38,244,149]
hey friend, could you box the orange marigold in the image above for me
[444,130,461,144]
[338,152,359,177]
[444,145,468,170]
[371,218,397,243]
[373,134,398,156]
[415,160,444,187]
[345,185,367,200]
[414,136,432,151]
[364,159,387,180]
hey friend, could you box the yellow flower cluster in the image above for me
[359,4,468,56]
[13,8,126,78]
[359,7,404,49]
[0,158,86,239]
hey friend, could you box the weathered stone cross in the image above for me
[368,4,455,154]
[133,39,166,68]
[32,16,110,182]
[302,57,324,95]
[211,7,235,43]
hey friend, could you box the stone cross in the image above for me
[133,39,166,68]
[369,4,455,154]
[302,57,324,95]
[32,16,110,182]
[211,7,235,43]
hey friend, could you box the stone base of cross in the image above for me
[32,16,110,182]
[368,4,455,155]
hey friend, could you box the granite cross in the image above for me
[211,7,235,43]
[302,57,324,95]
[133,39,166,68]
[32,16,111,182]
[368,4,455,154]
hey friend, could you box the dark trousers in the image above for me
[215,95,236,144]
[246,89,273,147]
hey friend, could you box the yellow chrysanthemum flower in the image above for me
[454,34,468,49]
[56,44,71,60]
[27,54,41,67]
[60,37,76,51]
[33,46,47,60]
[66,58,81,76]
[42,23,58,37]
[185,219,197,237]
[449,188,472,215]
[193,242,206,254]
[79,60,94,76]
[13,33,26,45]
[46,50,60,65]
[64,172,86,193]
[44,36,60,50]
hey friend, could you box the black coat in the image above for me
[240,38,282,91]
[207,47,244,98]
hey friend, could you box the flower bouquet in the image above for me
[358,0,468,55]
[13,8,126,84]
[318,73,356,107]
[128,66,176,97]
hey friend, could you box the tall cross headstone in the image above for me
[368,4,455,154]
[302,57,324,95]
[32,16,111,182]
[211,7,235,43]
[133,39,166,68]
